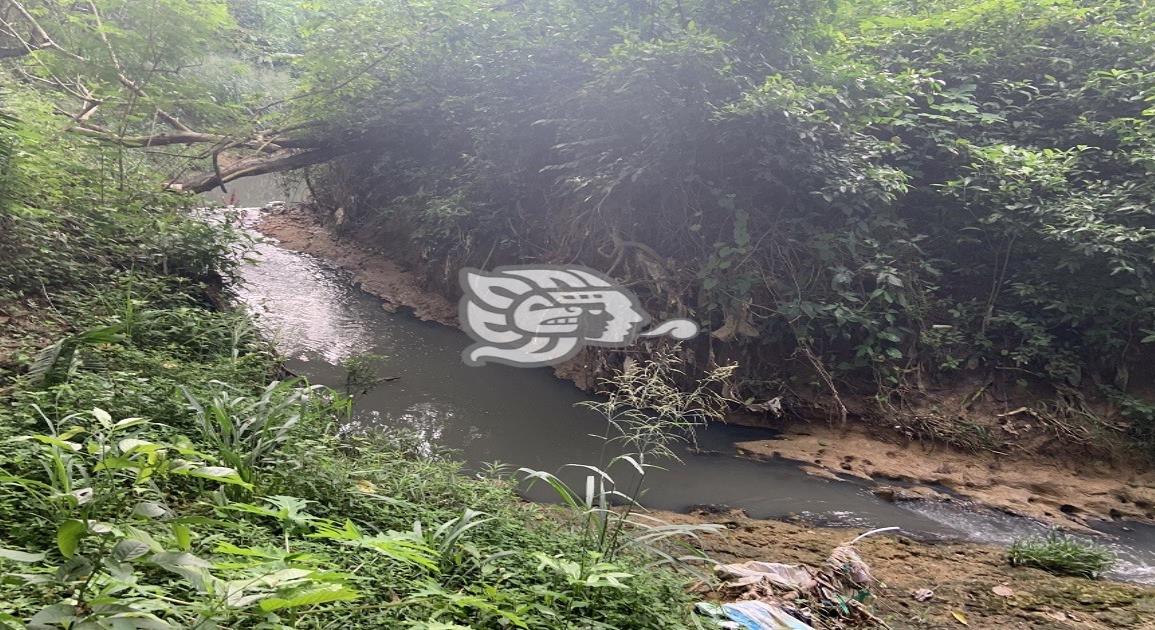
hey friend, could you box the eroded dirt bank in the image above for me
[737,427,1155,532]
[256,207,604,386]
[258,208,458,326]
[662,509,1155,629]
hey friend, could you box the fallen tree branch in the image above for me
[171,141,378,193]
[72,126,228,147]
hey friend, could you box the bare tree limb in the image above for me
[172,142,377,193]
[1,1,373,193]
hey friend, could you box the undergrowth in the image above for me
[0,103,700,628]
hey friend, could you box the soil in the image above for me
[258,209,459,326]
[660,509,1155,629]
[734,426,1155,532]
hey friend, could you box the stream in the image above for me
[213,184,1155,584]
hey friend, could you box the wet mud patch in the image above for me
[736,426,1155,532]
[257,208,458,326]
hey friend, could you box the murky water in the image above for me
[225,198,1155,583]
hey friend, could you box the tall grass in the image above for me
[519,350,737,577]
[184,379,327,484]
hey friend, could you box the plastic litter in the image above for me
[716,561,818,591]
[700,526,901,629]
[826,545,873,586]
[696,602,742,629]
[722,601,815,630]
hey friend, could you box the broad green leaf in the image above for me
[57,520,86,558]
[172,523,192,551]
[29,603,79,628]
[259,586,361,611]
[149,551,212,570]
[133,501,170,519]
[119,438,159,454]
[112,539,151,562]
[188,466,251,488]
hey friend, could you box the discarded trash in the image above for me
[848,527,901,545]
[717,561,818,592]
[912,588,934,602]
[705,527,901,629]
[723,601,815,630]
[696,602,742,629]
[826,545,873,586]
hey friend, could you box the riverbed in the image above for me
[225,204,1155,584]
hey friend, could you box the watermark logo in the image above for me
[460,265,698,367]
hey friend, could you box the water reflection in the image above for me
[233,227,377,364]
[340,402,488,460]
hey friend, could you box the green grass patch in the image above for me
[1009,531,1116,579]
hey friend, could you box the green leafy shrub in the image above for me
[1009,531,1116,579]
[293,0,1155,452]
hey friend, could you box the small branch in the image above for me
[0,0,84,62]
[85,0,190,133]
[6,0,54,46]
[211,150,226,193]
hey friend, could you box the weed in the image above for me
[1009,531,1116,579]
[519,350,735,579]
[183,379,326,485]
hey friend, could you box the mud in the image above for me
[255,207,599,386]
[258,209,459,326]
[663,509,1155,629]
[735,426,1155,532]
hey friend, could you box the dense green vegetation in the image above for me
[6,0,1154,453]
[5,0,1155,624]
[283,0,1155,453]
[0,103,699,628]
